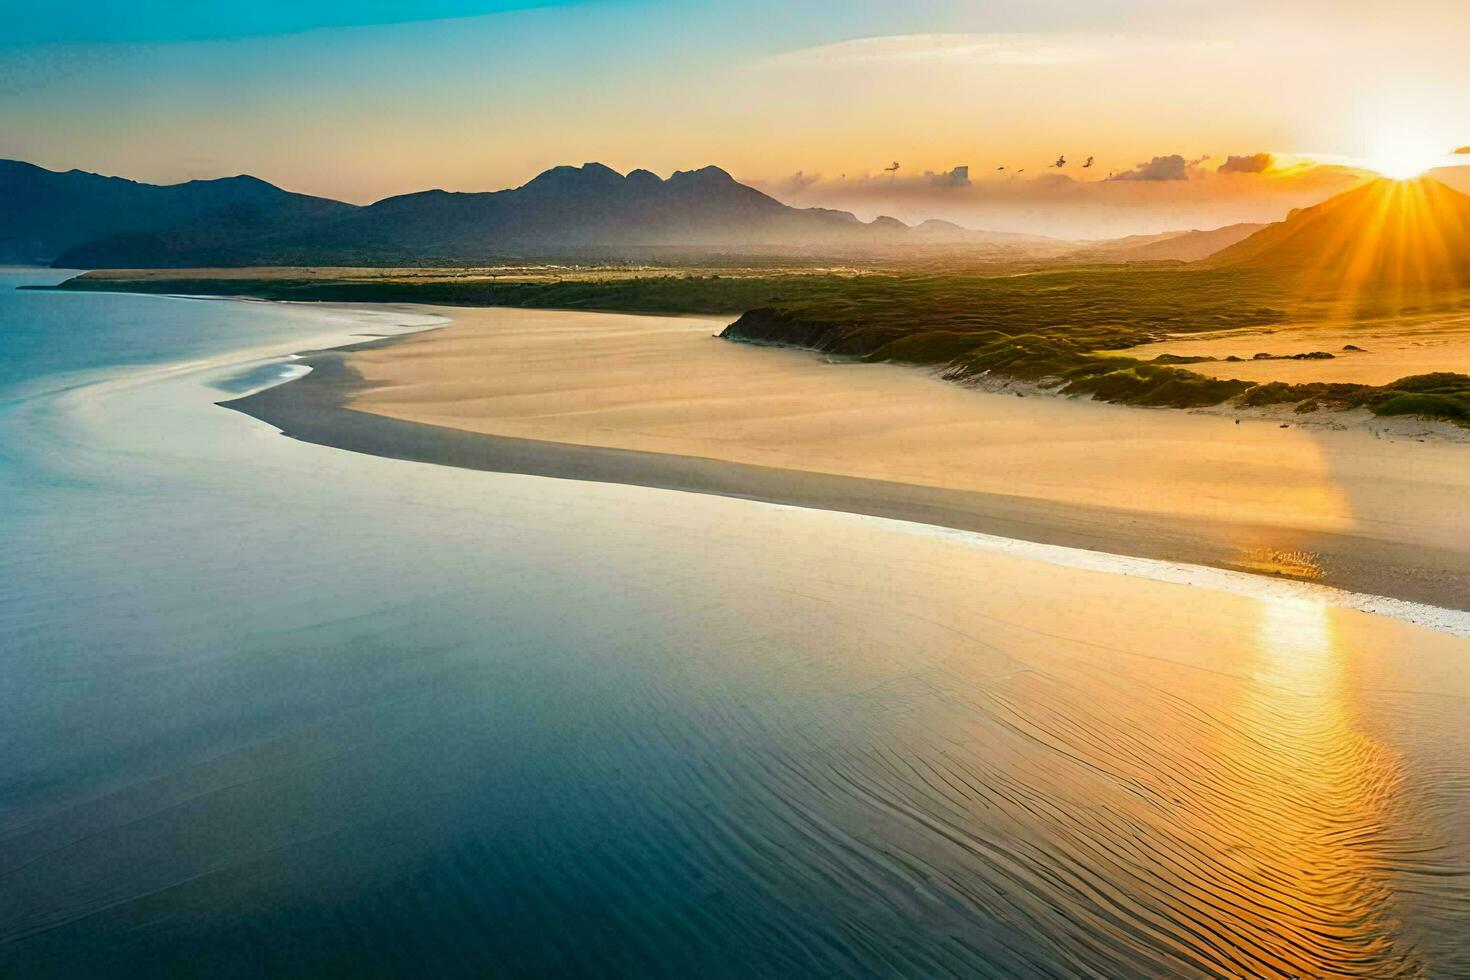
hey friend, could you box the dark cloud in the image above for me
[1106,154,1190,181]
[928,165,970,188]
[1218,152,1274,174]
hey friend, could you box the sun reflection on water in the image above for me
[1254,595,1334,692]
[1222,596,1411,972]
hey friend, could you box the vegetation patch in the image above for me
[1236,372,1470,425]
[49,266,1470,424]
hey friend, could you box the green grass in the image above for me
[46,273,815,315]
[48,266,1470,425]
[1374,393,1470,420]
[1237,373,1470,423]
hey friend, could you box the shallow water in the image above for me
[2,270,1468,976]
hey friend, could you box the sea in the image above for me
[2,267,1468,976]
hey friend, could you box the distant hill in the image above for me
[0,160,356,265]
[28,160,1070,268]
[909,217,1066,249]
[1208,177,1470,286]
[248,163,882,261]
[1080,222,1266,263]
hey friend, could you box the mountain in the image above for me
[1081,222,1266,263]
[36,161,1067,268]
[0,160,357,265]
[257,163,876,260]
[1208,177,1470,286]
[910,218,1069,250]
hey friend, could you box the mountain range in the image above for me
[10,159,1461,280]
[0,160,354,265]
[3,159,1065,268]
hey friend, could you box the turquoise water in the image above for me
[0,271,352,395]
[2,269,1468,976]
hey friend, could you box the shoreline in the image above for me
[223,314,1470,614]
[42,270,1470,440]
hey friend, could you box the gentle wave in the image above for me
[791,505,1470,639]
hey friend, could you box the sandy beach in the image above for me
[1128,306,1470,385]
[15,2,1470,971]
[225,304,1470,609]
[7,275,1470,977]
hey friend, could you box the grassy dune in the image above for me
[50,266,1470,423]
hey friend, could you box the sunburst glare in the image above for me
[1364,126,1448,180]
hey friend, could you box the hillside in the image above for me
[1081,222,1265,263]
[1209,177,1470,286]
[40,161,1070,268]
[0,160,356,265]
[256,163,875,258]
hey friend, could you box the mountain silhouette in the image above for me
[1208,177,1470,287]
[18,161,1063,268]
[279,163,872,258]
[0,160,355,265]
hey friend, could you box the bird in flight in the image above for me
[883,161,900,173]
[1082,156,1094,169]
[1054,155,1066,168]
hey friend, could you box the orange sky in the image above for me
[4,0,1470,235]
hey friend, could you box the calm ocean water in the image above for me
[2,268,1468,976]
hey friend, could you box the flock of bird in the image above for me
[999,154,1094,175]
[882,156,1098,179]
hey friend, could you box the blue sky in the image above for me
[3,0,1468,234]
[4,2,598,45]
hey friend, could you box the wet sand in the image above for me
[227,305,1470,609]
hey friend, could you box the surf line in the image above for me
[779,502,1470,640]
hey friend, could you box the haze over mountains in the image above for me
[2,158,1276,269]
[1078,223,1266,263]
[4,159,1072,268]
[9,159,1466,282]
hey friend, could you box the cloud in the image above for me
[757,33,1223,70]
[929,165,970,188]
[775,170,822,193]
[1218,152,1274,174]
[749,162,1369,240]
[1107,155,1190,181]
[1456,146,1470,155]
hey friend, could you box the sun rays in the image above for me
[1266,177,1470,323]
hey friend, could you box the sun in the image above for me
[1364,126,1444,180]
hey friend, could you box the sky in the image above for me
[4,0,1470,236]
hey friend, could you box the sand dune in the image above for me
[206,304,1470,607]
[343,306,1470,545]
